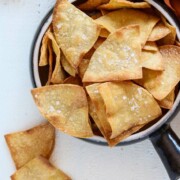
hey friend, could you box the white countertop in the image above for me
[0,0,178,179]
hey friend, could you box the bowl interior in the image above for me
[32,0,180,145]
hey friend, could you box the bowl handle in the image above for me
[150,124,180,180]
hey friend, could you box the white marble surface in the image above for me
[0,0,178,179]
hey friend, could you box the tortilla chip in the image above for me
[98,82,162,139]
[158,17,176,45]
[93,37,106,49]
[5,123,55,169]
[11,156,71,180]
[99,28,110,38]
[86,84,112,138]
[39,28,50,66]
[148,21,171,41]
[83,25,142,82]
[78,0,109,11]
[46,43,54,85]
[63,76,82,85]
[143,41,158,51]
[98,0,151,10]
[141,49,164,71]
[53,0,101,68]
[83,48,95,59]
[135,45,180,100]
[31,85,93,138]
[78,59,90,79]
[61,53,76,77]
[158,89,175,109]
[95,9,159,45]
[100,9,109,15]
[47,31,65,84]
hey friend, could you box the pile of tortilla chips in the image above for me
[34,0,180,147]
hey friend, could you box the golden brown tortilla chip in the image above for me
[5,123,55,169]
[78,0,109,11]
[61,53,76,77]
[78,59,90,79]
[158,89,175,109]
[31,85,93,138]
[53,0,101,68]
[98,82,162,139]
[148,21,171,41]
[83,25,142,82]
[141,49,164,71]
[143,41,158,51]
[99,28,110,38]
[46,43,54,85]
[11,156,71,180]
[39,28,51,66]
[157,17,176,45]
[89,11,103,20]
[135,45,180,100]
[98,0,151,10]
[47,31,65,84]
[95,9,159,45]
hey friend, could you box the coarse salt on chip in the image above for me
[83,25,142,82]
[148,21,171,41]
[98,0,151,10]
[5,123,55,169]
[135,45,180,100]
[53,0,101,68]
[95,9,159,46]
[31,84,93,138]
[98,82,162,139]
[11,156,71,180]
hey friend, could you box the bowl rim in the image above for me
[31,0,180,145]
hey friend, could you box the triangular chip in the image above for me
[98,82,162,139]
[95,9,159,45]
[86,83,156,146]
[86,84,112,139]
[148,21,171,41]
[11,156,71,180]
[83,25,142,82]
[53,0,101,68]
[39,28,51,66]
[157,16,176,45]
[61,53,77,77]
[31,85,93,138]
[135,45,180,100]
[78,0,109,11]
[5,123,55,169]
[141,49,164,71]
[99,28,110,38]
[98,0,151,10]
[88,11,103,20]
[47,31,65,84]
[143,41,158,51]
[158,89,175,109]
